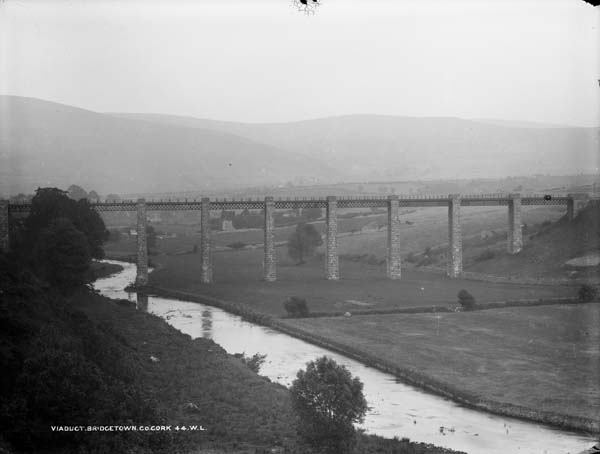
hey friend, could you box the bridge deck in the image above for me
[6,194,572,212]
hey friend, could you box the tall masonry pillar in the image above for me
[387,195,401,279]
[263,197,276,281]
[325,196,339,280]
[567,193,588,221]
[447,194,462,278]
[135,199,149,286]
[0,200,9,253]
[200,197,213,284]
[566,197,574,221]
[507,193,522,254]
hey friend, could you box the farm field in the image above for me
[146,248,576,317]
[283,303,600,423]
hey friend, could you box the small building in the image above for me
[221,210,236,231]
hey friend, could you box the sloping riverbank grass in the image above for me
[77,289,463,453]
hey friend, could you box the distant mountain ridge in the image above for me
[112,112,599,183]
[0,96,334,195]
[1,95,598,196]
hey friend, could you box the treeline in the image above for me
[0,188,170,453]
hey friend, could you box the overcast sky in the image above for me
[0,0,598,126]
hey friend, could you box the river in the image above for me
[94,260,596,454]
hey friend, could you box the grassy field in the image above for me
[282,303,600,423]
[144,248,576,317]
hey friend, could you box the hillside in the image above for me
[464,202,600,281]
[112,112,599,182]
[2,95,597,197]
[0,96,333,195]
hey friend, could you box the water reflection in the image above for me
[201,309,213,338]
[136,292,149,312]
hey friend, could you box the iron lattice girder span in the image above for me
[7,195,572,214]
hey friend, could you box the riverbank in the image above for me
[87,273,463,453]
[90,260,124,280]
[141,284,600,436]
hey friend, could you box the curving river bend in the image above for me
[94,261,596,454]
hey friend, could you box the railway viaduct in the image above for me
[0,193,587,286]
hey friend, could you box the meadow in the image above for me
[147,249,575,317]
[282,303,600,424]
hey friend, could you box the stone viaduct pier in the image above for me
[1,193,584,286]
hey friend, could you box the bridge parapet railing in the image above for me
[6,192,578,213]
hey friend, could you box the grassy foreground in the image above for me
[1,259,463,454]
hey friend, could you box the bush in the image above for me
[234,352,267,373]
[578,284,598,302]
[290,356,368,453]
[287,223,323,265]
[405,252,418,263]
[458,289,476,311]
[284,297,309,317]
[417,256,433,267]
[227,241,247,250]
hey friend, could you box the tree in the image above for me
[67,184,88,201]
[20,188,109,260]
[578,284,598,302]
[284,296,309,317]
[32,218,91,290]
[457,289,476,311]
[288,223,323,264]
[290,356,368,453]
[87,190,100,202]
